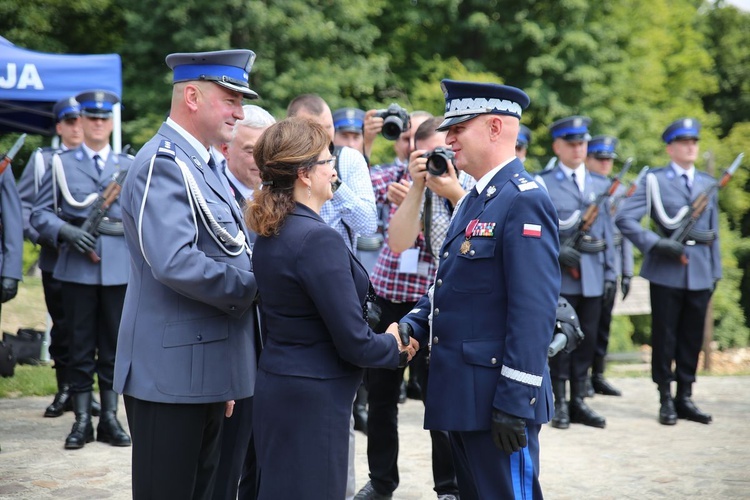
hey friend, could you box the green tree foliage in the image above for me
[3,0,750,346]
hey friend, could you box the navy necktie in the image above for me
[571,172,581,193]
[458,187,479,218]
[682,173,691,194]
[93,154,102,171]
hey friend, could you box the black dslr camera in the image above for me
[374,103,410,141]
[422,147,456,176]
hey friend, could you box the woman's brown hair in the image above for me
[245,117,331,237]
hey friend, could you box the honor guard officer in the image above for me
[535,116,616,429]
[585,135,633,397]
[616,118,719,426]
[334,107,366,155]
[113,50,259,499]
[516,124,531,162]
[18,97,102,418]
[31,89,132,450]
[399,79,560,500]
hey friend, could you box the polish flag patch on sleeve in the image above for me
[522,223,542,238]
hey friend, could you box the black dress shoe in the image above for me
[398,380,407,404]
[570,399,606,428]
[592,374,622,396]
[675,397,712,424]
[585,377,595,398]
[65,419,94,449]
[550,400,570,429]
[658,398,677,425]
[44,387,73,418]
[354,481,392,500]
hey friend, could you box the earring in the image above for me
[307,185,312,199]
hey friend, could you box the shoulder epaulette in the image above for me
[511,172,539,192]
[156,140,177,160]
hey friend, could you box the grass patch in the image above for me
[0,364,57,398]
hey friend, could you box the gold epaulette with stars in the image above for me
[510,172,539,192]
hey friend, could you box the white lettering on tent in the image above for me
[0,63,44,90]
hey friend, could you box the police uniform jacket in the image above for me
[253,203,400,378]
[615,165,721,291]
[611,184,634,278]
[114,123,257,404]
[402,159,559,431]
[537,165,616,297]
[18,147,58,272]
[0,167,23,281]
[30,146,131,285]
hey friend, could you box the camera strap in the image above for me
[422,188,437,259]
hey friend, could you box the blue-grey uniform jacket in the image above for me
[615,165,721,291]
[114,123,257,404]
[402,159,560,430]
[30,146,131,285]
[19,147,58,272]
[610,184,634,278]
[536,165,616,297]
[1,166,23,281]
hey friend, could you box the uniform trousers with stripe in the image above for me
[449,425,542,500]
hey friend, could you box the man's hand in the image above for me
[651,238,684,260]
[603,280,616,304]
[558,246,581,268]
[621,275,632,300]
[387,179,411,207]
[58,224,96,254]
[407,149,429,189]
[425,160,465,206]
[491,409,527,454]
[388,322,418,367]
[363,110,384,160]
[0,278,18,303]
[225,400,235,418]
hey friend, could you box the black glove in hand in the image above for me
[0,278,18,303]
[491,409,527,454]
[603,280,616,304]
[58,224,96,254]
[621,276,632,300]
[558,246,581,268]
[397,323,413,368]
[651,238,684,260]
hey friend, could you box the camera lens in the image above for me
[427,155,448,176]
[382,117,404,141]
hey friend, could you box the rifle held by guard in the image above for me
[80,169,129,263]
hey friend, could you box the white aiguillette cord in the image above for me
[137,154,250,268]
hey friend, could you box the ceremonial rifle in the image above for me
[669,153,744,265]
[562,157,633,279]
[625,165,649,198]
[0,134,27,176]
[80,169,128,263]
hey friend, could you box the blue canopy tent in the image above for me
[0,36,123,151]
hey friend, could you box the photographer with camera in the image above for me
[388,117,474,257]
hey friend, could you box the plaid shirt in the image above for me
[370,160,474,303]
[320,146,378,251]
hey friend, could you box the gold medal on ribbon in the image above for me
[460,240,471,254]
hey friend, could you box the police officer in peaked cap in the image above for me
[535,116,616,430]
[616,118,719,426]
[584,135,633,398]
[113,50,259,499]
[31,88,133,450]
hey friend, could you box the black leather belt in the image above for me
[579,235,606,253]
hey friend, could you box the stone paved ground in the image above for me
[1,376,749,499]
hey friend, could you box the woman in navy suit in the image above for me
[246,117,416,500]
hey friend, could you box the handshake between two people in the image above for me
[386,322,420,368]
